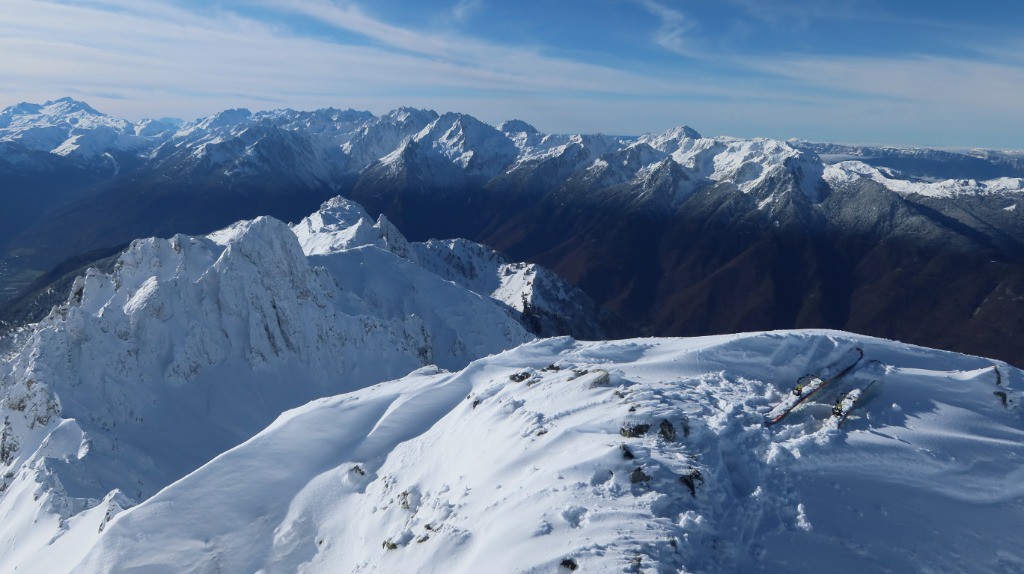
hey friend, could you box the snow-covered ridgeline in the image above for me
[0,202,541,571]
[43,330,1024,574]
[293,197,620,339]
[6,98,1020,207]
[825,160,1024,198]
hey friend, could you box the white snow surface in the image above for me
[0,205,534,573]
[292,197,611,338]
[30,330,1024,574]
[825,161,1024,198]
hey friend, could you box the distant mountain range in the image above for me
[2,98,1023,366]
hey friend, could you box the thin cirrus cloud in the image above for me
[637,0,694,57]
[1,0,723,118]
[0,0,1022,148]
[450,0,482,23]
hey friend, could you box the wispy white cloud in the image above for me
[1,0,1022,148]
[638,0,695,57]
[0,0,723,119]
[451,0,482,23]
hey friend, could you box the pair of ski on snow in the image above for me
[765,347,875,428]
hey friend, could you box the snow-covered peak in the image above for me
[582,142,670,188]
[499,119,539,136]
[638,124,703,152]
[292,196,389,255]
[170,108,254,146]
[134,117,179,138]
[0,97,104,126]
[0,199,540,571]
[660,136,824,201]
[412,238,623,339]
[193,107,252,131]
[500,119,544,153]
[824,160,1024,198]
[0,97,144,158]
[413,112,519,178]
[341,108,439,170]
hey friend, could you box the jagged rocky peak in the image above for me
[416,112,519,174]
[383,106,439,126]
[339,107,439,169]
[177,107,254,138]
[638,124,703,152]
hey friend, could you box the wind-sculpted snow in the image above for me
[0,208,534,572]
[50,330,1024,574]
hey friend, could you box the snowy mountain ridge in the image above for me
[291,196,622,339]
[4,98,1019,210]
[0,193,625,571]
[825,161,1024,198]
[7,330,1024,573]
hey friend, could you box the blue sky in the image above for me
[2,0,1023,148]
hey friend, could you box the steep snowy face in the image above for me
[293,197,619,339]
[411,238,622,339]
[825,160,1024,198]
[292,196,393,256]
[636,124,702,152]
[410,112,520,180]
[499,119,548,154]
[62,331,1024,574]
[0,211,533,572]
[577,142,670,189]
[156,107,381,182]
[342,107,439,170]
[0,98,149,159]
[653,133,826,202]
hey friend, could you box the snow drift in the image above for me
[9,330,1023,573]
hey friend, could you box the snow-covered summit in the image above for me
[0,198,542,570]
[15,330,1023,574]
[0,97,147,159]
[410,112,520,179]
[292,196,621,339]
[0,190,626,570]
